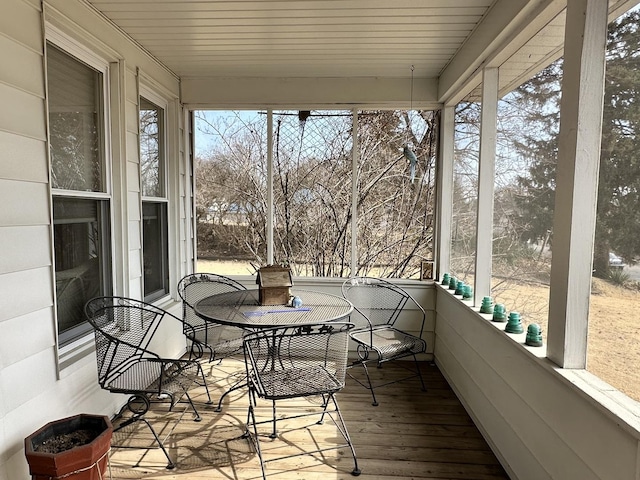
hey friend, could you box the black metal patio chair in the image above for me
[84,296,211,469]
[243,321,361,479]
[177,272,248,411]
[341,276,427,406]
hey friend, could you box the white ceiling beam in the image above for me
[181,76,440,110]
[438,0,565,104]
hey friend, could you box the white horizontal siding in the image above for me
[436,287,640,480]
[0,0,42,53]
[127,141,140,172]
[129,249,142,280]
[128,220,141,250]
[127,191,140,221]
[0,267,53,322]
[0,83,45,140]
[0,226,51,274]
[0,308,55,370]
[0,131,48,183]
[0,35,44,98]
[0,180,49,226]
[1,348,57,414]
[125,97,138,135]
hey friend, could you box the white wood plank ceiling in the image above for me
[85,0,639,103]
[85,0,494,79]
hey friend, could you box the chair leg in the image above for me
[196,364,214,405]
[413,353,427,392]
[215,373,248,412]
[113,415,176,470]
[360,361,379,406]
[328,394,361,476]
[182,391,203,422]
[270,400,277,439]
[243,391,268,480]
[317,393,330,424]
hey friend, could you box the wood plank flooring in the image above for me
[105,359,510,480]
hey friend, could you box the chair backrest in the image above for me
[84,296,165,389]
[341,277,425,335]
[177,273,246,342]
[244,322,354,397]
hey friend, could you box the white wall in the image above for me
[436,285,640,480]
[0,1,187,479]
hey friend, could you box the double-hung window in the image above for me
[139,95,169,301]
[47,41,112,346]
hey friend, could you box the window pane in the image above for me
[272,110,353,277]
[356,110,436,278]
[451,100,480,284]
[47,43,104,192]
[587,7,640,402]
[489,65,560,336]
[195,111,268,275]
[140,97,164,197]
[142,202,169,300]
[53,197,111,343]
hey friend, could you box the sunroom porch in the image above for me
[2,1,640,480]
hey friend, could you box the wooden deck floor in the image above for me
[106,359,510,480]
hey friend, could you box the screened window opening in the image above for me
[194,110,437,279]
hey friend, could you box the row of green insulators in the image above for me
[448,288,544,346]
[441,274,474,300]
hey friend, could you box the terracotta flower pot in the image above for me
[24,414,113,480]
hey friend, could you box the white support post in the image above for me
[351,109,359,276]
[474,67,498,306]
[267,109,274,265]
[435,105,455,281]
[547,0,608,368]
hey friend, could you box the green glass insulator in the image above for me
[505,311,524,334]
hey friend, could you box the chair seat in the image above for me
[251,365,343,400]
[350,326,426,360]
[106,359,199,402]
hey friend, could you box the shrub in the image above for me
[607,267,630,286]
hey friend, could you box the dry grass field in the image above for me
[495,277,640,403]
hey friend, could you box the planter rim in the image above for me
[25,413,113,480]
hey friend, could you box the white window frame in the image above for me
[46,26,115,372]
[139,85,171,303]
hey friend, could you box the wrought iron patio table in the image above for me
[193,288,353,329]
[193,288,353,410]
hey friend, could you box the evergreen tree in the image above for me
[513,10,640,277]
